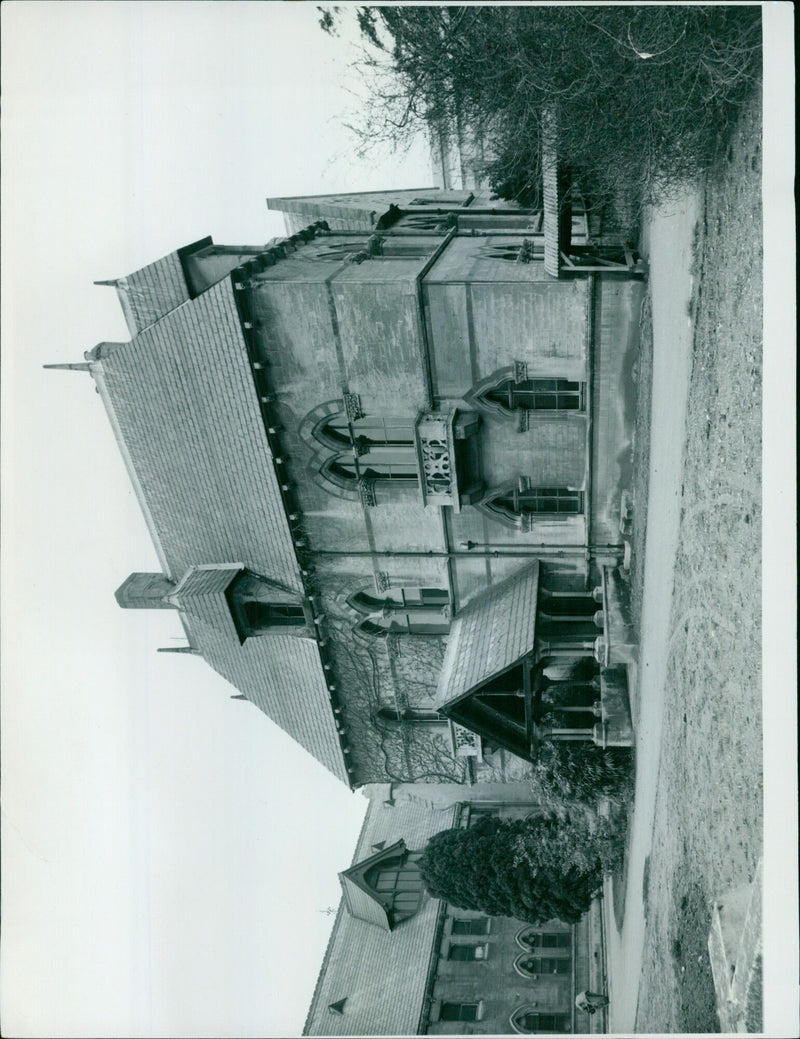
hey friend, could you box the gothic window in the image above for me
[440,1003,481,1023]
[316,414,416,452]
[376,708,444,724]
[352,587,450,636]
[490,487,583,519]
[364,852,424,924]
[452,917,490,935]
[515,927,572,950]
[306,240,371,261]
[483,239,543,264]
[483,378,584,413]
[323,455,418,486]
[448,943,489,961]
[510,1008,571,1034]
[514,953,570,978]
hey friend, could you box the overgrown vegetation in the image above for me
[531,743,634,813]
[419,813,624,925]
[320,5,761,215]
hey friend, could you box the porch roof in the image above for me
[437,563,540,708]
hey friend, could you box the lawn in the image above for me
[631,87,763,1033]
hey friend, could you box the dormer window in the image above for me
[225,571,310,641]
[363,851,424,925]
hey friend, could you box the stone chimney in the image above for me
[115,572,176,609]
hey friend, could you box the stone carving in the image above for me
[344,392,363,423]
[451,722,482,758]
[415,411,457,507]
[358,478,376,508]
[374,571,391,593]
[514,360,528,383]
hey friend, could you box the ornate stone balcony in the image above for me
[413,409,482,511]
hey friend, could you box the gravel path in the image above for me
[603,187,702,1035]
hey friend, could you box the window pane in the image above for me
[448,945,477,960]
[441,1003,478,1022]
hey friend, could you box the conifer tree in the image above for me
[419,815,606,924]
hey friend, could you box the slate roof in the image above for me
[437,563,540,707]
[112,251,192,337]
[304,797,458,1036]
[87,279,302,589]
[87,277,349,785]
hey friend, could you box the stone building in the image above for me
[303,787,606,1036]
[51,180,642,791]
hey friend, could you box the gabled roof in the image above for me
[165,564,243,644]
[339,839,408,932]
[87,278,303,590]
[304,797,458,1036]
[86,275,350,785]
[437,563,540,708]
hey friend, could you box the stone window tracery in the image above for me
[510,1007,571,1034]
[483,378,584,413]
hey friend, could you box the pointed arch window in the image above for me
[483,378,584,413]
[352,587,450,636]
[316,414,416,453]
[325,456,419,484]
[510,1008,571,1034]
[376,708,445,725]
[363,851,424,924]
[488,487,583,524]
[515,927,572,950]
[482,239,543,264]
[514,953,570,978]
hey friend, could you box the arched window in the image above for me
[352,587,450,636]
[322,455,418,490]
[510,1007,571,1034]
[515,927,572,951]
[481,240,543,264]
[376,708,445,724]
[483,378,584,413]
[315,414,416,452]
[364,852,424,924]
[487,487,583,525]
[513,952,570,978]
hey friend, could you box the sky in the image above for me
[1,3,797,1038]
[0,4,435,1036]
